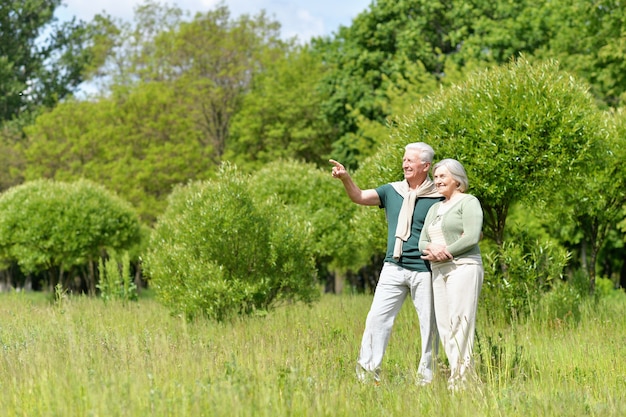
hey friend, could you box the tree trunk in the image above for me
[87,259,96,296]
[58,267,65,292]
[134,261,143,293]
[580,240,588,274]
[48,268,57,293]
[334,269,345,294]
[588,232,603,295]
[619,252,626,290]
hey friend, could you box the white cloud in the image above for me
[56,0,371,41]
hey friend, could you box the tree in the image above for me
[336,57,607,313]
[545,109,626,292]
[310,0,626,172]
[310,0,502,169]
[0,118,28,192]
[23,2,297,223]
[96,1,289,164]
[225,45,337,170]
[0,179,142,293]
[394,58,602,249]
[531,0,626,108]
[23,82,214,223]
[0,0,111,121]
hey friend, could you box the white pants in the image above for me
[432,262,483,387]
[356,263,438,382]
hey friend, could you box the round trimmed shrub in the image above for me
[144,163,319,321]
[0,178,141,292]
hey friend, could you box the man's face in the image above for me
[402,150,430,183]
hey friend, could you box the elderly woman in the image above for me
[419,158,483,391]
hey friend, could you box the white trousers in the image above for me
[356,263,438,382]
[432,262,483,387]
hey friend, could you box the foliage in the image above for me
[537,108,626,292]
[347,58,603,291]
[535,280,583,325]
[482,225,571,320]
[530,0,626,108]
[311,0,626,171]
[0,178,142,292]
[594,276,622,299]
[97,250,138,302]
[248,159,358,280]
[311,0,473,167]
[6,0,626,300]
[144,163,319,321]
[23,83,214,223]
[0,0,112,121]
[225,45,336,169]
[97,2,289,163]
[0,116,28,192]
[311,0,533,169]
[330,59,448,170]
[23,2,294,223]
[392,57,601,247]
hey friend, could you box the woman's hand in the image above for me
[421,244,453,261]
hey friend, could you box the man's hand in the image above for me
[329,159,348,180]
[328,159,380,206]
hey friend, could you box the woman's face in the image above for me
[433,165,458,199]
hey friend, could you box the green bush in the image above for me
[144,163,319,321]
[535,280,583,325]
[248,159,359,275]
[594,276,624,300]
[482,226,571,321]
[0,179,142,292]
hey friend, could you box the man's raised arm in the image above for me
[329,159,381,206]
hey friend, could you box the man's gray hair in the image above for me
[405,142,435,164]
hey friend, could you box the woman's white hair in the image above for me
[433,158,469,192]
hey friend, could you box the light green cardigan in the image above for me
[418,194,483,259]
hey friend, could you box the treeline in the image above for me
[0,0,625,317]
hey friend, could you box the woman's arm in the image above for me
[445,196,483,256]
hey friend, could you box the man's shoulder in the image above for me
[376,183,399,196]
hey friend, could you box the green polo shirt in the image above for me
[376,183,443,272]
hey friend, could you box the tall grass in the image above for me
[0,290,624,416]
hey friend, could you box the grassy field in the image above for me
[0,289,624,416]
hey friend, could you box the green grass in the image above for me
[0,290,624,416]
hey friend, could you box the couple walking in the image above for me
[330,142,484,390]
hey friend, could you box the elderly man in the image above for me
[330,142,442,385]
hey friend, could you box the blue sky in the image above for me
[55,0,374,42]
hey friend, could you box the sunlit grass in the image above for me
[0,289,624,416]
